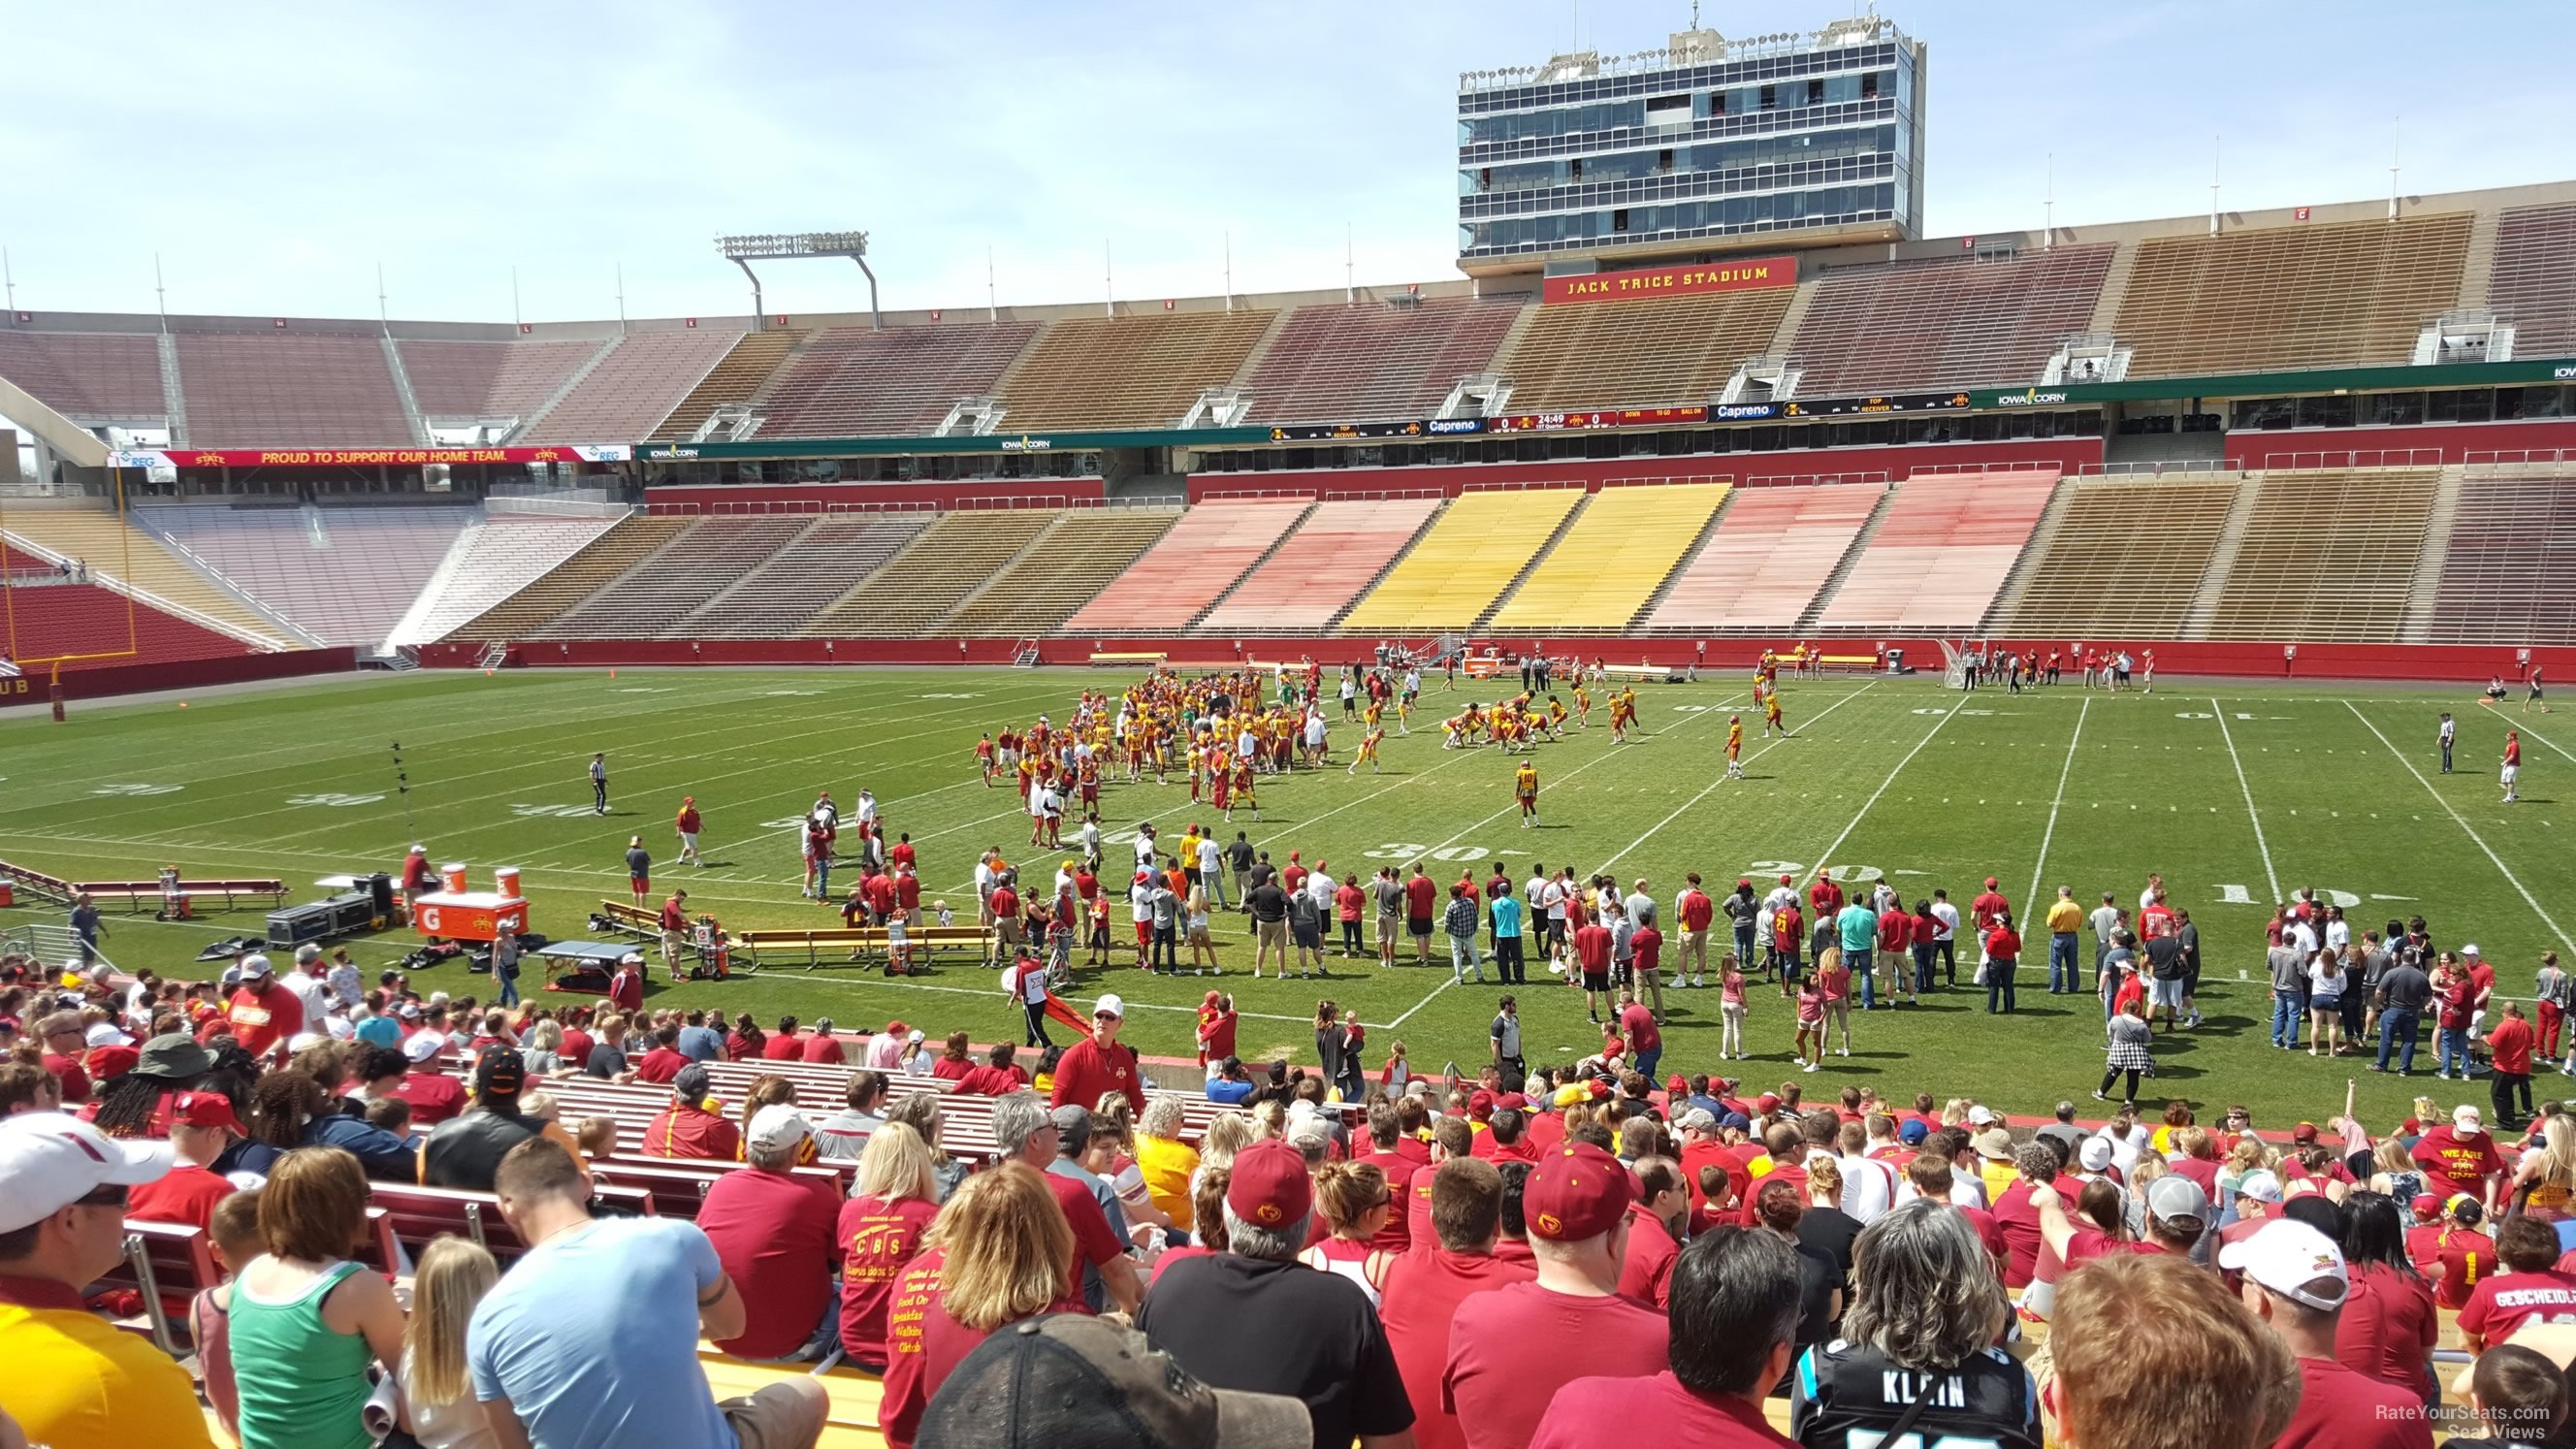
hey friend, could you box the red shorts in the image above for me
[630,876,648,893]
[1081,784,1099,802]
[1135,919,1153,945]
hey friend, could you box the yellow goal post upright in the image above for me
[0,467,144,717]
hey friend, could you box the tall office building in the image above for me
[1456,14,1926,275]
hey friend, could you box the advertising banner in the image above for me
[1540,255,1798,306]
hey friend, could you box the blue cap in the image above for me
[1898,1119,1930,1144]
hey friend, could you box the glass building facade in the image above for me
[1457,21,1926,272]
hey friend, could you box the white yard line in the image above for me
[2211,694,2282,903]
[2503,715,2576,767]
[1590,685,1877,879]
[2027,693,2091,903]
[1382,690,1766,1033]
[1806,692,1963,871]
[2343,700,2565,941]
[783,972,1315,1023]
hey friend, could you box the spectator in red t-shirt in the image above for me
[2458,1216,2576,1353]
[641,1064,742,1161]
[697,1106,845,1361]
[801,1020,846,1066]
[224,955,304,1060]
[954,1044,1031,1097]
[2222,1219,2431,1449]
[761,1016,805,1061]
[1618,1156,1687,1308]
[877,1162,1088,1449]
[631,1025,690,1084]
[1445,1141,1666,1449]
[125,1092,244,1233]
[35,1012,91,1105]
[390,1033,467,1126]
[1046,994,1145,1116]
[2414,1106,2508,1214]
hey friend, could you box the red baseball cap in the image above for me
[2410,1193,2441,1221]
[1665,1073,1687,1098]
[1779,874,1792,885]
[173,1091,241,1132]
[1737,879,1752,889]
[2291,1121,2319,1144]
[1587,1079,1612,1101]
[1225,1139,1311,1231]
[1756,1092,1782,1113]
[1985,877,2000,888]
[1497,1092,1529,1111]
[1525,1142,1635,1241]
[1468,1090,1495,1120]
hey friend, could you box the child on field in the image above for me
[1720,953,1750,1060]
[1794,975,1826,1073]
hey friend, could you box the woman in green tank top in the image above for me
[227,1147,407,1449]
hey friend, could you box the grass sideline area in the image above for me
[6,664,2573,1128]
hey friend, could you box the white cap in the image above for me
[1092,994,1126,1019]
[2234,1169,2284,1204]
[620,952,644,967]
[747,1105,813,1155]
[410,845,428,854]
[0,1113,175,1234]
[287,1032,323,1052]
[83,1023,133,1049]
[295,944,323,965]
[2077,1136,2114,1172]
[403,1032,444,1062]
[240,953,274,979]
[2463,944,2481,957]
[2455,1104,2485,1136]
[1967,1106,1999,1126]
[907,1029,925,1045]
[2217,1219,2349,1311]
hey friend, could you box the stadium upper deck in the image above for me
[6,179,2574,467]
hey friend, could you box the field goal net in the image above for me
[1939,640,1969,689]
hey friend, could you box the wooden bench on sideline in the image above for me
[733,923,990,970]
[77,877,288,913]
[0,858,73,904]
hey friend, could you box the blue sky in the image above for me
[4,0,2567,324]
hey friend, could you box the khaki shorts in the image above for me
[1257,918,1287,951]
[720,1378,829,1449]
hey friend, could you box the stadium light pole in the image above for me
[714,231,880,330]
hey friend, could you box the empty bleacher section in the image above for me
[1241,299,1525,424]
[1490,483,1731,630]
[1788,247,2114,395]
[1340,488,1586,631]
[2113,213,2472,378]
[1984,478,2238,637]
[531,516,817,639]
[2430,475,2576,644]
[648,330,798,440]
[1195,497,1445,634]
[945,508,1182,636]
[443,514,692,641]
[678,513,936,638]
[1813,471,2061,630]
[396,338,601,429]
[1063,499,1313,632]
[800,510,1057,637]
[0,331,166,421]
[0,510,292,646]
[173,333,411,446]
[515,330,740,443]
[390,513,625,647]
[2489,203,2576,358]
[2205,468,2439,641]
[0,581,249,668]
[756,323,1042,438]
[145,504,474,649]
[991,311,1274,431]
[1643,483,1883,632]
[1491,288,1795,413]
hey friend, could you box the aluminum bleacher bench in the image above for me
[592,898,661,937]
[370,1180,656,1259]
[1087,651,1169,666]
[105,1210,399,1356]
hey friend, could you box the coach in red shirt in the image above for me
[1971,879,2011,937]
[1047,993,1145,1115]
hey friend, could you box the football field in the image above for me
[6,664,2572,1126]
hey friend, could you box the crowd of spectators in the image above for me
[16,932,2576,1449]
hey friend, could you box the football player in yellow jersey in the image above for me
[1725,714,1746,778]
[1363,697,1384,730]
[1572,683,1592,727]
[1762,686,1787,738]
[1515,759,1540,827]
[1229,759,1259,822]
[1348,724,1385,775]
[1441,713,1467,749]
[1396,692,1415,735]
[1546,693,1569,737]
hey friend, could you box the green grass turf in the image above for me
[7,665,2574,1131]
